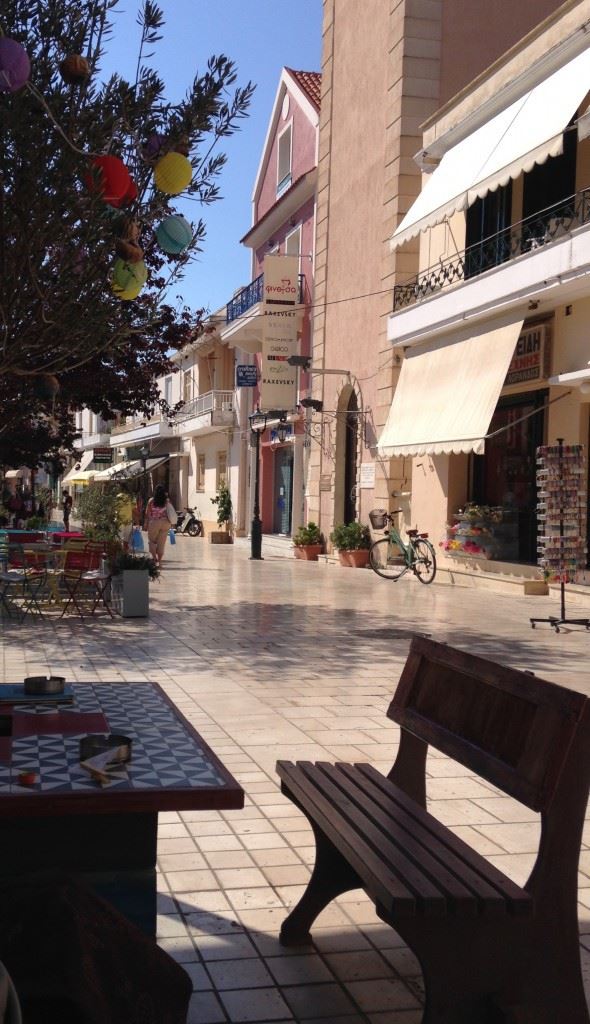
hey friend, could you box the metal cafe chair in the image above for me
[58,541,114,620]
[0,545,49,621]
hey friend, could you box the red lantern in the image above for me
[85,156,131,204]
[110,177,138,209]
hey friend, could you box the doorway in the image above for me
[344,391,358,524]
[273,447,293,534]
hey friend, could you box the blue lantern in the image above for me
[156,214,193,255]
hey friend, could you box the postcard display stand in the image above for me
[530,439,590,632]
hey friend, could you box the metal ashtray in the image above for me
[24,675,66,696]
[79,734,132,763]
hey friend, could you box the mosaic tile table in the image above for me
[0,682,244,934]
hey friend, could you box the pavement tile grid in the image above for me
[2,538,590,1022]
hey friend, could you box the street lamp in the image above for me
[249,411,267,560]
[139,444,149,514]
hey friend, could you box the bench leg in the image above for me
[280,824,363,947]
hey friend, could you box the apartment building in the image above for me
[380,0,590,585]
[307,0,563,544]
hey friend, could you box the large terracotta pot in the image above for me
[348,549,370,568]
[338,551,350,566]
[294,544,323,561]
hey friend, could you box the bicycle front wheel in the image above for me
[413,539,437,584]
[369,538,407,580]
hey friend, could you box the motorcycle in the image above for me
[174,506,203,537]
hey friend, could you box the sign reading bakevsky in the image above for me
[260,254,299,412]
[505,323,550,387]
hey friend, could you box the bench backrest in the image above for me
[388,637,588,812]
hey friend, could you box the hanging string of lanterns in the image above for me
[0,34,197,304]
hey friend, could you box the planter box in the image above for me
[111,570,149,618]
[209,531,232,544]
[337,551,350,567]
[347,549,370,568]
[294,544,323,561]
[524,580,550,596]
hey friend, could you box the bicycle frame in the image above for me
[385,526,416,577]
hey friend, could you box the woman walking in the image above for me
[144,485,176,568]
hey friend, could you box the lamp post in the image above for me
[139,444,149,515]
[249,412,267,560]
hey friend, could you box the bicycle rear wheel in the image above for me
[413,539,436,584]
[369,538,407,580]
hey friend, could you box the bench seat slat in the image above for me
[357,764,532,914]
[294,761,460,917]
[327,763,504,916]
[278,760,418,917]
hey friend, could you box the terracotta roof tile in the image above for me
[286,69,321,111]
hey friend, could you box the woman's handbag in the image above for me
[166,502,178,526]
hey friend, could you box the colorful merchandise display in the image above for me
[531,439,589,632]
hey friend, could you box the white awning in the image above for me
[93,457,168,481]
[549,363,590,387]
[392,46,590,249]
[378,318,524,457]
[4,468,27,479]
[62,449,94,484]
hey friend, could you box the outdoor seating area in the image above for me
[0,536,113,622]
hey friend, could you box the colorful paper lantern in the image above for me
[59,54,90,84]
[154,152,192,196]
[85,155,131,204]
[115,238,144,263]
[142,133,167,161]
[111,258,147,300]
[0,37,30,93]
[156,214,193,255]
[110,176,138,208]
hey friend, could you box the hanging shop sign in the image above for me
[260,254,299,412]
[505,323,551,387]
[92,446,113,464]
[236,364,258,387]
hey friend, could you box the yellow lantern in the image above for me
[154,152,192,195]
[111,258,147,300]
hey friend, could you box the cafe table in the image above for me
[0,682,244,935]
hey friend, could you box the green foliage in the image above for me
[330,522,371,551]
[25,516,45,529]
[293,522,322,547]
[211,482,232,527]
[110,550,160,580]
[76,484,121,541]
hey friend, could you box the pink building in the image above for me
[221,68,320,538]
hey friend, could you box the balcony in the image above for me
[222,274,306,353]
[389,187,590,347]
[173,390,235,436]
[110,413,174,447]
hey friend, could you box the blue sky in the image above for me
[101,1,323,316]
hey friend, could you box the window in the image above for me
[217,451,227,489]
[285,225,301,265]
[196,453,205,491]
[183,371,192,403]
[277,123,292,196]
[163,376,172,406]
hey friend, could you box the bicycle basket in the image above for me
[369,509,388,530]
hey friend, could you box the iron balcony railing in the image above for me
[174,389,234,424]
[393,188,590,312]
[226,274,306,323]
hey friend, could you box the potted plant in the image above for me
[293,522,323,561]
[210,483,233,544]
[330,523,352,566]
[110,551,160,618]
[345,522,372,567]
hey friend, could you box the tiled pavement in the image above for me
[2,537,590,1023]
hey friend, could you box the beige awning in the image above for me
[392,46,590,249]
[4,468,26,479]
[62,449,94,484]
[378,318,524,457]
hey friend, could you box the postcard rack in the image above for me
[531,438,589,632]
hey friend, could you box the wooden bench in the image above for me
[277,637,590,1023]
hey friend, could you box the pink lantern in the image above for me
[0,38,30,93]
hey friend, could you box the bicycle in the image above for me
[368,509,437,584]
